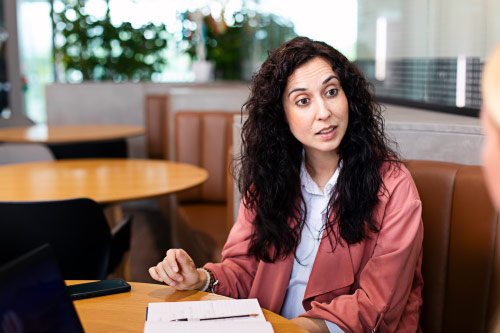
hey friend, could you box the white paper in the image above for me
[144,321,274,333]
[146,299,265,322]
[144,299,274,333]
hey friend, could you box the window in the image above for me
[355,0,500,116]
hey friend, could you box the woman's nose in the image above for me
[316,98,331,120]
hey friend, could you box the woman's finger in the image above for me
[148,266,162,282]
[154,261,178,286]
[175,249,196,274]
[164,249,185,281]
[166,249,182,273]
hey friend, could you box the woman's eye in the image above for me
[296,98,309,106]
[326,88,338,97]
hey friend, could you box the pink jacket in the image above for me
[205,164,424,332]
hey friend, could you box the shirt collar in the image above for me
[300,156,341,196]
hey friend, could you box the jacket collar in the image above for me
[303,234,354,302]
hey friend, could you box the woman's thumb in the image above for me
[175,250,196,273]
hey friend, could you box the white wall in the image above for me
[384,104,483,165]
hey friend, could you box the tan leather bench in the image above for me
[405,160,499,332]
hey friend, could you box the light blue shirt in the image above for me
[280,160,343,332]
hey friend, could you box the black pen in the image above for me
[170,313,259,322]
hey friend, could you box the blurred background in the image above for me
[2,0,498,124]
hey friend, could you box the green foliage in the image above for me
[205,16,243,81]
[183,11,296,80]
[52,0,167,82]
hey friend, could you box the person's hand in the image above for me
[149,249,206,290]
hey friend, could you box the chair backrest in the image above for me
[405,160,499,333]
[175,111,238,204]
[0,143,54,165]
[0,198,112,280]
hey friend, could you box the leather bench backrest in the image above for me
[145,95,169,160]
[405,160,498,333]
[175,112,238,204]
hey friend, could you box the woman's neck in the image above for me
[304,150,339,192]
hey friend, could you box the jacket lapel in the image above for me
[303,235,354,302]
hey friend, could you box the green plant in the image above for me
[183,10,296,80]
[52,0,168,82]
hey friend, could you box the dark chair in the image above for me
[47,138,128,159]
[0,198,132,280]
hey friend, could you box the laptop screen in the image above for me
[0,244,84,333]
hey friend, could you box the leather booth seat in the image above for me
[405,160,499,332]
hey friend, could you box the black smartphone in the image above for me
[67,278,131,300]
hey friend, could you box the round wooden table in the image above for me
[0,159,208,204]
[67,281,306,333]
[0,124,144,143]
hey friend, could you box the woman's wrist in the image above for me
[196,267,219,293]
[196,268,209,290]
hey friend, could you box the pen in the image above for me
[170,313,259,322]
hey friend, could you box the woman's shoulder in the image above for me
[379,160,420,201]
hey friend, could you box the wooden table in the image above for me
[0,124,144,143]
[0,158,208,204]
[67,281,306,333]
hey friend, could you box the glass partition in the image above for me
[355,0,500,116]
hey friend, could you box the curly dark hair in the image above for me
[237,36,400,262]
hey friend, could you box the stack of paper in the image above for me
[144,298,274,333]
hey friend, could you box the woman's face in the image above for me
[282,57,349,160]
[480,108,500,208]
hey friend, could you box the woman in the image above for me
[481,44,500,209]
[150,37,424,332]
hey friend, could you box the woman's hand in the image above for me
[149,249,207,290]
[291,317,329,333]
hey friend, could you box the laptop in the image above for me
[0,243,84,333]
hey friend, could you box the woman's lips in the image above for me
[316,126,337,139]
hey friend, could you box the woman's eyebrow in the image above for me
[287,87,306,97]
[323,75,339,85]
[287,75,339,98]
